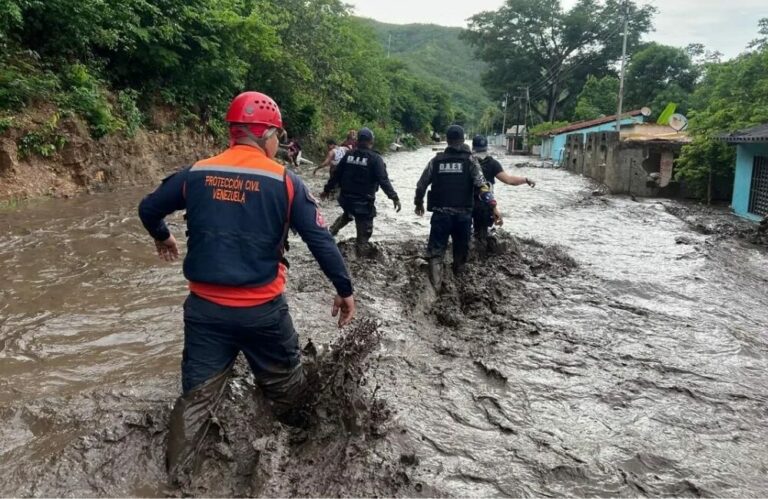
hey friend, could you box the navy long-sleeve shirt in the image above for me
[138,167,353,298]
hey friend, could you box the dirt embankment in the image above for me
[0,108,218,203]
[662,202,768,247]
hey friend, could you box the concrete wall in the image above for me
[547,115,644,164]
[563,130,684,197]
[732,143,768,220]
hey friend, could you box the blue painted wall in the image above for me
[732,143,768,220]
[544,116,645,163]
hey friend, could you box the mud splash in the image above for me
[0,320,410,497]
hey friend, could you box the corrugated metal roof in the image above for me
[542,110,644,136]
[718,123,768,144]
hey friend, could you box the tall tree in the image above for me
[677,23,768,199]
[624,42,699,117]
[463,0,655,122]
[573,75,619,120]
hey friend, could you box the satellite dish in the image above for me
[668,113,689,131]
[641,107,652,117]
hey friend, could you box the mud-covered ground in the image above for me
[1,147,767,496]
[662,201,768,246]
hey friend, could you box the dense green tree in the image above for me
[677,30,768,199]
[573,75,619,120]
[463,0,655,122]
[624,42,699,117]
[0,0,456,147]
[479,106,503,135]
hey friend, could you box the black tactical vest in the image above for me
[427,149,474,210]
[340,149,378,197]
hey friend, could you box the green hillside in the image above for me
[356,18,492,127]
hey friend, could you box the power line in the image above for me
[518,20,628,103]
[615,0,630,131]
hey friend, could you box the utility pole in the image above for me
[514,97,522,152]
[501,93,509,135]
[501,93,509,140]
[616,0,629,132]
[518,85,530,151]
[387,33,392,58]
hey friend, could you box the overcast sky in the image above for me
[348,0,767,59]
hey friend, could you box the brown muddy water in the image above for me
[1,146,767,497]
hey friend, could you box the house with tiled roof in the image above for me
[538,110,646,164]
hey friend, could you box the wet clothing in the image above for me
[181,294,300,394]
[329,212,373,247]
[415,146,492,273]
[138,144,353,474]
[427,211,472,271]
[323,146,399,249]
[473,155,505,248]
[166,295,310,474]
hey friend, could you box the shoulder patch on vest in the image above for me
[316,208,327,228]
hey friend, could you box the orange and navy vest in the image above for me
[183,145,295,307]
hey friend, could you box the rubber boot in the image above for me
[428,257,444,292]
[255,363,313,429]
[166,365,233,479]
[354,218,374,257]
[329,213,352,237]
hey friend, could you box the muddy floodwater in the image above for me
[1,146,767,497]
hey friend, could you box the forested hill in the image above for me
[356,18,492,126]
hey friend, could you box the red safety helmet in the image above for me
[226,91,283,129]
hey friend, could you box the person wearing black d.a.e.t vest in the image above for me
[414,125,495,291]
[321,127,401,256]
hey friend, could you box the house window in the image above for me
[749,156,768,217]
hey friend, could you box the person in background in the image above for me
[414,125,495,290]
[341,129,357,150]
[471,134,535,255]
[313,138,348,177]
[321,128,401,256]
[287,137,302,167]
[138,91,355,479]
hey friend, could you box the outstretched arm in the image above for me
[313,149,335,175]
[497,171,535,187]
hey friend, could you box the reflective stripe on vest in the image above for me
[183,146,293,292]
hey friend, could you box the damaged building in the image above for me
[560,123,691,197]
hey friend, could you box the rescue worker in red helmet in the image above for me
[138,91,355,478]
